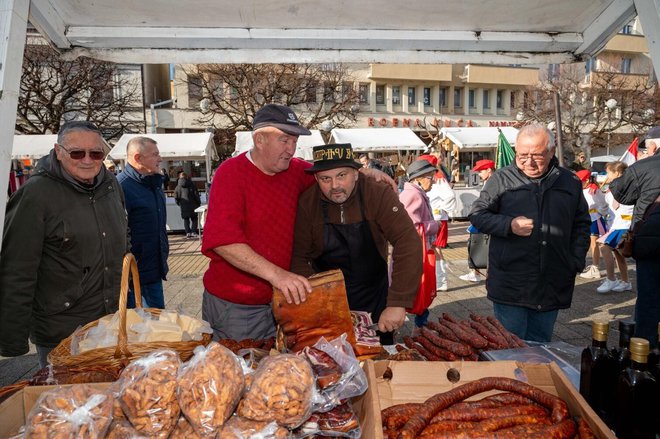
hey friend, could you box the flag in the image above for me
[496,128,515,169]
[619,137,638,166]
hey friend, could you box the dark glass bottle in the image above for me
[611,320,635,373]
[580,320,617,427]
[614,338,659,439]
[648,322,660,381]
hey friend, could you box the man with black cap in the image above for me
[609,125,660,346]
[201,104,395,341]
[291,144,422,344]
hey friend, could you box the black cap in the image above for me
[252,104,311,136]
[407,159,437,180]
[305,143,361,173]
[646,126,660,140]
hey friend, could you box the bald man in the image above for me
[117,137,169,308]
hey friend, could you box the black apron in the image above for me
[312,187,392,344]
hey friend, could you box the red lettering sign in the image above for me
[392,117,399,127]
[379,118,387,127]
[403,118,411,127]
[368,117,375,127]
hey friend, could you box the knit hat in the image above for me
[407,159,437,180]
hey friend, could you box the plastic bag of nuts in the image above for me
[176,342,245,437]
[116,349,181,438]
[105,419,148,439]
[24,384,113,438]
[169,416,202,439]
[218,415,289,439]
[237,354,315,428]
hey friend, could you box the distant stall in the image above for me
[234,130,325,161]
[329,128,426,152]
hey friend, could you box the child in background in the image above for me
[577,169,609,279]
[595,162,633,293]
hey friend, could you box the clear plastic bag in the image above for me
[176,342,245,438]
[116,349,181,438]
[105,418,149,439]
[237,354,316,428]
[24,384,113,438]
[169,415,202,439]
[294,400,361,438]
[218,416,289,439]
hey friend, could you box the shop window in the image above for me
[439,88,447,107]
[483,90,490,109]
[408,87,416,105]
[392,86,401,105]
[454,88,461,108]
[376,85,385,105]
[359,83,369,104]
[423,87,431,106]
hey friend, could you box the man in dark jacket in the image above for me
[0,121,128,367]
[469,124,590,342]
[117,136,169,309]
[291,144,422,344]
[174,172,201,238]
[609,126,660,346]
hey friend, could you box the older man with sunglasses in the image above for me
[469,124,590,342]
[0,121,128,367]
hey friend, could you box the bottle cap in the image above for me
[592,320,609,342]
[618,320,635,343]
[630,337,650,363]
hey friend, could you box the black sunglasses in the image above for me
[58,144,105,161]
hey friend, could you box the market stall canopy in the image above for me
[440,127,519,150]
[11,134,111,160]
[27,0,655,67]
[108,133,218,161]
[234,130,325,161]
[330,128,426,152]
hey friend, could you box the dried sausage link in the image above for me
[382,403,423,430]
[430,404,548,423]
[420,327,472,357]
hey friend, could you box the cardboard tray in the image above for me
[351,360,616,439]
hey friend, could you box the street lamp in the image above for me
[605,98,618,156]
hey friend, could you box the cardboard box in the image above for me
[0,383,110,438]
[351,360,616,439]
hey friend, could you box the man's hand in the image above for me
[269,268,312,305]
[360,168,398,192]
[377,306,407,333]
[511,216,534,236]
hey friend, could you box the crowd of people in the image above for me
[0,104,658,369]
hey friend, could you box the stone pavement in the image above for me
[0,221,637,387]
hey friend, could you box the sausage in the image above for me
[468,315,509,348]
[404,336,439,361]
[486,316,518,348]
[430,404,548,423]
[427,321,460,342]
[449,392,540,410]
[438,318,488,349]
[419,420,480,436]
[421,418,572,439]
[509,332,527,348]
[578,417,596,439]
[419,327,472,357]
[382,403,423,430]
[395,344,406,352]
[414,336,458,361]
[441,313,460,324]
[396,377,570,439]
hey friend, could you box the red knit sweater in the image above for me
[202,153,314,304]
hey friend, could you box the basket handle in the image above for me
[114,253,142,360]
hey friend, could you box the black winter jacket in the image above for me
[468,158,591,311]
[174,177,201,218]
[0,151,128,354]
[609,153,660,260]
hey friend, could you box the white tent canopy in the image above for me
[234,130,325,161]
[11,134,57,160]
[108,133,218,161]
[330,128,426,152]
[441,127,519,150]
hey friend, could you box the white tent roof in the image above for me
[330,128,426,151]
[107,133,218,161]
[11,134,113,160]
[440,127,519,150]
[27,0,653,67]
[234,130,325,161]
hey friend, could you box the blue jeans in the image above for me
[128,281,165,309]
[36,345,54,369]
[492,303,559,342]
[634,258,660,348]
[414,309,430,328]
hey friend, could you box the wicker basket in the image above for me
[48,253,211,368]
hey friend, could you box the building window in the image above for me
[392,86,401,105]
[423,87,431,106]
[376,85,385,105]
[439,88,447,107]
[483,89,490,109]
[496,90,503,109]
[408,87,416,105]
[468,89,475,108]
[324,82,336,103]
[187,75,203,107]
[358,83,369,104]
[621,58,632,74]
[454,88,461,108]
[621,24,633,34]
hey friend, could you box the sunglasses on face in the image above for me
[58,144,105,160]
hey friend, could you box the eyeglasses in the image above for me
[58,144,105,161]
[516,152,547,162]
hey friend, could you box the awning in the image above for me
[440,127,519,150]
[234,130,325,161]
[11,134,111,160]
[107,133,218,161]
[329,128,426,151]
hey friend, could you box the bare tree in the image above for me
[516,64,657,155]
[181,63,361,140]
[16,39,143,139]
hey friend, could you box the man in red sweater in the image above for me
[201,104,316,340]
